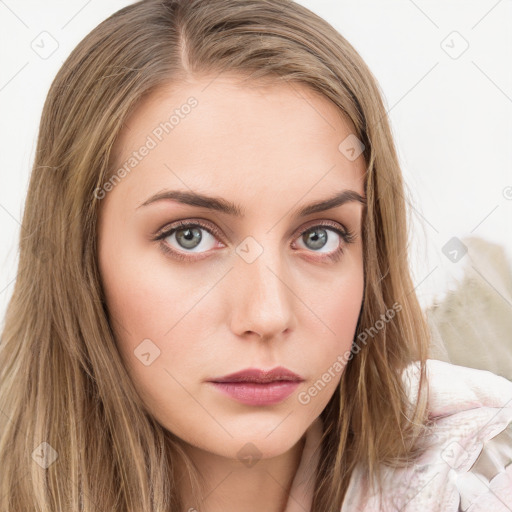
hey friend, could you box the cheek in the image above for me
[100,235,218,348]
[300,265,364,386]
[305,256,364,346]
[326,275,364,347]
[101,268,213,434]
[288,255,364,410]
[98,244,226,428]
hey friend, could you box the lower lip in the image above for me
[209,381,302,405]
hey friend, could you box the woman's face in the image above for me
[97,75,366,461]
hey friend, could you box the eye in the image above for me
[292,222,357,262]
[153,219,357,262]
[154,220,222,260]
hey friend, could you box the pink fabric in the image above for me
[284,359,512,511]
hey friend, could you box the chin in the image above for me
[219,420,307,462]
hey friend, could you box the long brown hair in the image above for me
[0,0,432,510]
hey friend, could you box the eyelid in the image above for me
[289,218,352,241]
[153,218,225,244]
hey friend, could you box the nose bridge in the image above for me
[230,237,294,338]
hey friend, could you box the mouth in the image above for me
[208,366,304,384]
[207,366,304,405]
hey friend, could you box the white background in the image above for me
[1,0,511,325]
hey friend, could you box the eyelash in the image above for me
[153,219,357,263]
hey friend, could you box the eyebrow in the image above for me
[136,188,366,217]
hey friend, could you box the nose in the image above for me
[228,246,295,340]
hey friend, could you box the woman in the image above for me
[0,0,510,510]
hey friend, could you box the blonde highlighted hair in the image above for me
[0,0,432,510]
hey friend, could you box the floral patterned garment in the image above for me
[284,359,512,512]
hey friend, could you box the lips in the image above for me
[207,366,304,406]
[208,366,304,384]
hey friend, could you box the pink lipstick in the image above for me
[207,366,303,406]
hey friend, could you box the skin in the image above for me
[97,74,366,512]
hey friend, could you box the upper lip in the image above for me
[208,366,304,383]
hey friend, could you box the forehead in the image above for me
[107,74,366,211]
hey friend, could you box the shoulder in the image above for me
[343,359,512,512]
